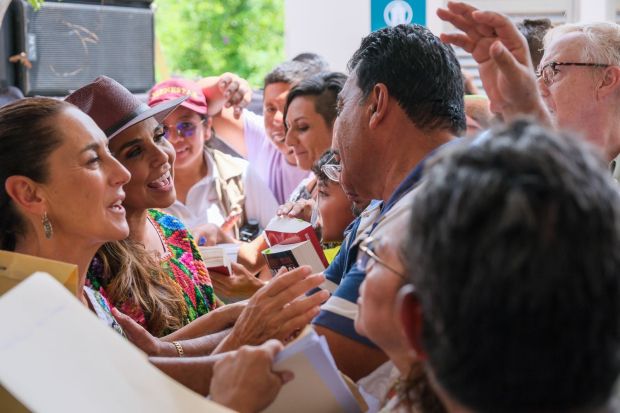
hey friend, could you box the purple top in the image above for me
[243,109,311,205]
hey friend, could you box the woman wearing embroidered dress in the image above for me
[66,77,329,348]
[64,77,226,338]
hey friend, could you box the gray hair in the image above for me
[543,22,620,67]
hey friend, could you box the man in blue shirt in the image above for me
[300,24,468,381]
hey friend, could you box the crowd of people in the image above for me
[2,1,620,412]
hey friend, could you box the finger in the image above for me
[490,40,530,79]
[276,370,295,385]
[112,308,146,340]
[471,10,525,46]
[231,262,252,277]
[277,201,297,216]
[287,201,309,218]
[229,89,246,107]
[262,266,313,296]
[437,8,481,42]
[260,339,284,359]
[278,305,322,339]
[224,81,240,102]
[269,272,326,308]
[446,2,495,37]
[439,33,477,54]
[218,73,234,92]
[233,106,243,120]
[277,289,329,323]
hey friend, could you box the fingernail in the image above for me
[225,91,230,98]
[282,208,288,213]
[199,236,206,245]
[220,81,226,88]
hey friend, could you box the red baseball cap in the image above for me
[148,78,208,115]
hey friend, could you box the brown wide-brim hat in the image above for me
[65,76,189,139]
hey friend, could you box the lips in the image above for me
[345,190,359,202]
[175,147,189,156]
[147,170,172,190]
[108,194,125,213]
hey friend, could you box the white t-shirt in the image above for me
[164,150,278,233]
[243,109,311,205]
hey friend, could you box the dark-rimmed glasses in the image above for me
[356,236,406,279]
[536,61,609,87]
[161,119,205,139]
[321,154,342,183]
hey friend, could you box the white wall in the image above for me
[284,0,370,73]
[284,0,618,74]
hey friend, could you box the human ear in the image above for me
[368,83,389,130]
[597,66,620,100]
[397,284,428,361]
[5,176,47,216]
[204,116,214,142]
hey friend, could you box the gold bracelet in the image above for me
[172,341,185,357]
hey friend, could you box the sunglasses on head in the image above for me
[161,119,205,139]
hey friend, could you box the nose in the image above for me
[284,127,297,148]
[151,143,170,168]
[537,77,550,97]
[273,110,283,126]
[111,157,131,187]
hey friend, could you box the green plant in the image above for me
[154,0,285,88]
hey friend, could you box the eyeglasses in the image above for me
[356,236,406,279]
[161,119,205,139]
[321,154,342,183]
[536,61,609,87]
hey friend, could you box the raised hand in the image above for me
[438,1,551,125]
[213,266,330,353]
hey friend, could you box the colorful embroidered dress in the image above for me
[87,209,217,337]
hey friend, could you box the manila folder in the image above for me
[0,250,78,296]
[0,272,233,413]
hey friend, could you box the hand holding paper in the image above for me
[211,340,293,413]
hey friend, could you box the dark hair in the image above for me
[348,24,466,136]
[0,98,69,251]
[311,148,338,184]
[264,61,322,89]
[405,119,620,412]
[284,72,347,132]
[292,52,330,72]
[517,18,553,70]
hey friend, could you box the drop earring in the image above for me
[42,212,53,239]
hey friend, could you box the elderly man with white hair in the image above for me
[438,2,620,172]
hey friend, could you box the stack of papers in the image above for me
[264,329,364,413]
[0,272,233,413]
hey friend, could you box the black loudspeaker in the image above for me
[4,0,155,96]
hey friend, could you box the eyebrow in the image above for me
[294,116,308,122]
[117,138,144,153]
[80,142,100,154]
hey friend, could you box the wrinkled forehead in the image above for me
[541,31,588,68]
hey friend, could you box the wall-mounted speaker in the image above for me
[2,0,155,96]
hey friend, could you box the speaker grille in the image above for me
[21,1,154,95]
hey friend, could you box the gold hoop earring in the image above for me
[42,212,53,239]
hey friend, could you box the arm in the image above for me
[237,234,270,274]
[437,1,551,125]
[150,353,226,397]
[198,74,252,159]
[162,301,246,342]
